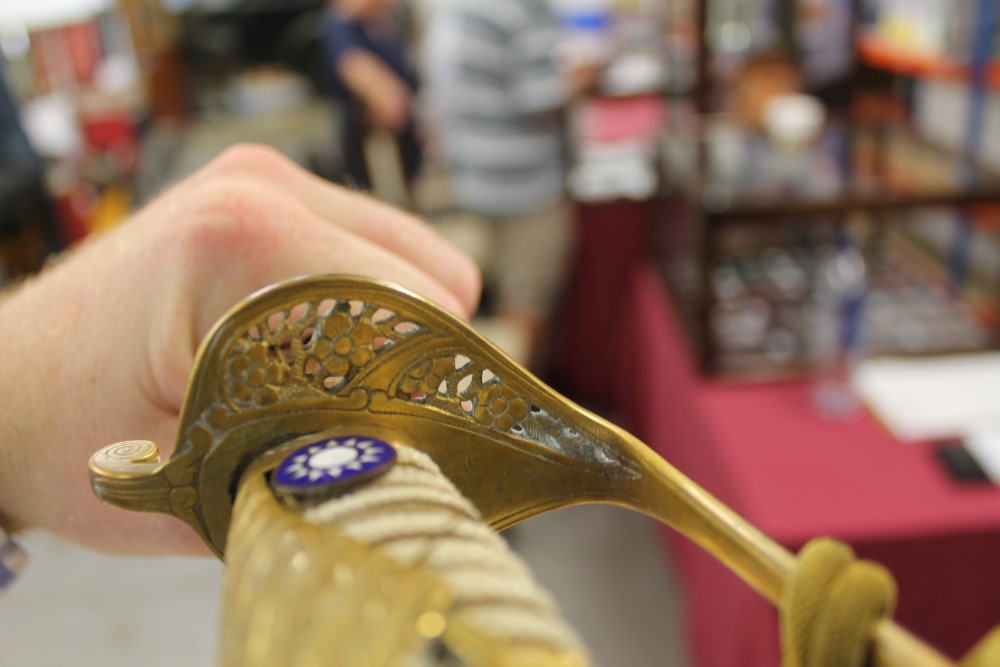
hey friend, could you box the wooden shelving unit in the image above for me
[654,0,1000,380]
[857,31,1000,88]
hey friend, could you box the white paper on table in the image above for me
[850,353,1000,443]
[965,422,1000,483]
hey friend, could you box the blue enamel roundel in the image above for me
[272,435,396,495]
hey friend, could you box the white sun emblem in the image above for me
[284,438,385,482]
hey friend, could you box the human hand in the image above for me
[367,78,411,133]
[338,50,412,133]
[0,145,480,556]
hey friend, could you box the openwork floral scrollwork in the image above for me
[474,383,529,431]
[397,353,532,434]
[310,312,375,378]
[399,358,454,398]
[223,299,424,407]
[228,343,289,406]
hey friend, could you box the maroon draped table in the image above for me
[551,198,651,404]
[608,262,1000,666]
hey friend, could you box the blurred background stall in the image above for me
[2,1,1000,666]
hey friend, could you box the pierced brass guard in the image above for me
[89,275,952,667]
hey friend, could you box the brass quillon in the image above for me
[89,275,952,667]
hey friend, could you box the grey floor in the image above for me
[0,506,689,666]
[514,505,690,667]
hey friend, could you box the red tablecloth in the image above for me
[613,262,1000,666]
[552,199,650,404]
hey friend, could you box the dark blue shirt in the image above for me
[321,10,418,103]
[0,71,37,169]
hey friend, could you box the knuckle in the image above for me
[168,178,284,258]
[206,143,297,179]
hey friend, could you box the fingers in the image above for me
[196,145,482,317]
[133,148,485,417]
[76,504,212,557]
[159,175,474,345]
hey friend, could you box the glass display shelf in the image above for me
[654,105,1000,380]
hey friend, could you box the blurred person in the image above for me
[0,69,62,274]
[427,0,597,368]
[0,144,480,565]
[321,0,422,193]
[0,70,38,170]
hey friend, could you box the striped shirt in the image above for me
[431,0,568,217]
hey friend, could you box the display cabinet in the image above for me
[656,109,1000,378]
[653,0,1000,380]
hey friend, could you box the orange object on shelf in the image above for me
[857,32,1000,88]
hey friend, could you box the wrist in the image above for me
[0,283,34,535]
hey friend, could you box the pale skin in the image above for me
[338,50,411,132]
[0,144,481,556]
[332,0,411,133]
